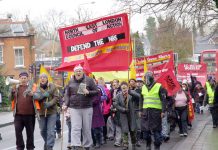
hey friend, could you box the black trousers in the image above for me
[14,114,35,150]
[210,107,218,126]
[103,113,110,141]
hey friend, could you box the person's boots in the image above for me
[154,145,160,150]
[95,143,100,149]
[136,131,141,147]
[84,147,90,150]
[146,141,151,150]
[57,132,62,138]
[72,146,79,150]
[0,133,2,140]
[94,132,101,149]
[122,143,128,150]
[136,140,141,147]
[132,144,136,150]
[46,147,53,150]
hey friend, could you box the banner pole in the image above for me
[127,6,132,82]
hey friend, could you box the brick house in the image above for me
[0,15,35,79]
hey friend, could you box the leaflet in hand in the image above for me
[77,83,87,94]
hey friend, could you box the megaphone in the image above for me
[5,77,20,85]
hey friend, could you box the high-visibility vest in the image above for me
[206,82,214,104]
[11,83,40,111]
[141,83,162,109]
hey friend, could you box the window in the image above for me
[0,45,3,63]
[10,24,24,33]
[14,48,24,67]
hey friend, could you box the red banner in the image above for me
[57,13,131,72]
[135,51,174,78]
[157,69,180,96]
[177,63,207,86]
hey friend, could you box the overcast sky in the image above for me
[0,0,146,33]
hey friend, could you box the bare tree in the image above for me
[35,8,93,41]
[118,0,218,34]
[34,8,93,58]
[69,7,93,25]
[34,9,67,40]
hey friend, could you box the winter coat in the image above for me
[64,75,98,109]
[110,88,122,126]
[92,91,105,128]
[212,84,218,107]
[33,83,59,116]
[193,87,205,104]
[102,87,112,115]
[140,84,167,131]
[113,90,140,133]
[9,82,39,116]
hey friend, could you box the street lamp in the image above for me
[79,1,96,6]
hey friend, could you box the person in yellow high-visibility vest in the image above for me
[140,71,167,150]
[204,76,218,128]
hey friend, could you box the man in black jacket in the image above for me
[63,64,98,150]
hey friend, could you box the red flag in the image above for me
[83,54,91,75]
[188,100,195,122]
[157,69,180,96]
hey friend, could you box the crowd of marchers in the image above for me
[6,64,218,150]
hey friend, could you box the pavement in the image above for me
[0,111,14,128]
[0,110,218,150]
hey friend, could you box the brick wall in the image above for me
[1,36,35,79]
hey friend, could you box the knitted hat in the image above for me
[19,71,28,78]
[74,64,83,72]
[39,73,48,79]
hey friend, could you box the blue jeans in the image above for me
[38,114,57,148]
[195,103,201,113]
[92,127,102,145]
[161,112,169,138]
[55,113,61,134]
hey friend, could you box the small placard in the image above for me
[77,83,87,94]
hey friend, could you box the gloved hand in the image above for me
[122,108,129,113]
[124,108,129,113]
[43,102,52,109]
[43,92,50,98]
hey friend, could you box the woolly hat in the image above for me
[19,71,28,77]
[39,73,48,79]
[74,64,83,72]
[136,77,143,82]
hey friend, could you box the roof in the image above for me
[35,40,61,54]
[194,33,218,54]
[0,17,35,37]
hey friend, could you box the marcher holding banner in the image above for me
[113,81,140,150]
[140,71,167,150]
[62,65,98,150]
[33,73,59,150]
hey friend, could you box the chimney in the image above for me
[7,13,12,19]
